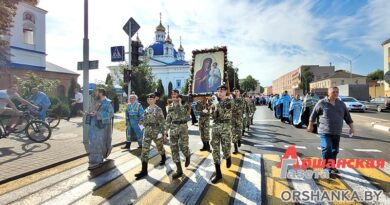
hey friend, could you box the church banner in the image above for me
[190,47,228,96]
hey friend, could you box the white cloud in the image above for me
[37,0,389,87]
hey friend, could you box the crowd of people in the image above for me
[266,87,355,174]
[91,85,257,184]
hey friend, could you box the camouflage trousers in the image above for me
[198,115,210,142]
[141,127,165,163]
[169,124,190,163]
[211,122,232,164]
[231,117,243,143]
[243,115,248,130]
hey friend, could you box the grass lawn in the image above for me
[114,121,126,132]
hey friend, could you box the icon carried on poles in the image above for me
[111,46,125,62]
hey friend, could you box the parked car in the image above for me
[364,97,390,112]
[339,96,365,112]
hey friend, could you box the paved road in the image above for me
[0,107,389,205]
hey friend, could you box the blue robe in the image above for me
[89,97,114,166]
[28,91,51,121]
[289,99,302,125]
[126,102,144,145]
[279,95,292,119]
[272,97,281,119]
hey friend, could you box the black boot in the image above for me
[242,129,245,136]
[200,141,207,151]
[205,141,211,152]
[238,140,241,147]
[226,157,232,168]
[211,163,222,184]
[233,143,239,154]
[185,155,191,167]
[159,154,166,166]
[172,162,183,179]
[135,162,148,180]
[121,142,130,149]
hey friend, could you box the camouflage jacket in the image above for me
[166,102,190,130]
[232,97,245,119]
[195,101,211,118]
[144,105,165,133]
[212,98,233,123]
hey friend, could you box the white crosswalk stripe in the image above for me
[233,153,262,205]
[167,154,214,205]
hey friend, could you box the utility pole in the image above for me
[82,0,90,152]
[128,23,132,99]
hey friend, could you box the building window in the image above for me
[341,80,344,85]
[23,12,35,23]
[23,26,34,44]
[176,80,181,88]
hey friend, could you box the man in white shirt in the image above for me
[67,88,84,121]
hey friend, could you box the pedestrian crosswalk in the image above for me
[0,146,389,205]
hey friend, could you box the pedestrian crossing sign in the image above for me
[111,46,125,62]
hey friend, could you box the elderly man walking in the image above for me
[308,87,354,174]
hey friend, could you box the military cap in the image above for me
[147,93,156,98]
[217,84,228,90]
[172,89,180,94]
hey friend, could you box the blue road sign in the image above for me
[123,17,140,37]
[111,46,125,62]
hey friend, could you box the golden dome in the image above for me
[156,23,166,32]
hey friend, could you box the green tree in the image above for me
[226,61,240,91]
[67,78,79,98]
[260,85,265,94]
[299,67,314,95]
[1,0,38,66]
[157,79,164,95]
[240,75,258,92]
[120,60,156,105]
[16,72,59,98]
[181,78,190,94]
[105,73,113,87]
[168,81,173,97]
[367,69,384,81]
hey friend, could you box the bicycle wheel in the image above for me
[46,114,60,128]
[25,120,52,142]
[14,117,29,133]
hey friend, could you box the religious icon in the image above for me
[191,48,226,95]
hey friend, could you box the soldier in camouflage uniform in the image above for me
[210,84,233,184]
[195,97,211,152]
[242,93,250,133]
[231,88,245,154]
[165,90,191,179]
[135,93,166,180]
[244,94,253,130]
[250,96,256,125]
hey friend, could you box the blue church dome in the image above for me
[148,42,164,55]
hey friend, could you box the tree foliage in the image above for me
[240,75,258,92]
[157,79,164,95]
[67,78,79,98]
[299,67,314,95]
[226,61,240,91]
[16,72,59,97]
[260,85,265,94]
[181,78,190,94]
[105,73,113,87]
[0,0,39,66]
[367,69,384,81]
[168,81,173,97]
[120,60,156,105]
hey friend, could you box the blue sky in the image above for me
[38,0,390,86]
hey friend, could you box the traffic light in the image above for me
[131,41,141,67]
[124,69,132,83]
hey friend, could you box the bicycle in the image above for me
[46,110,61,128]
[1,106,52,142]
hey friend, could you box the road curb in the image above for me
[371,122,390,132]
[0,141,125,185]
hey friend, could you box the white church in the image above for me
[108,15,190,94]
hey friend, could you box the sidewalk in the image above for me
[371,121,390,132]
[0,113,199,184]
[0,113,127,183]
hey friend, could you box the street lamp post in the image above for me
[82,0,90,152]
